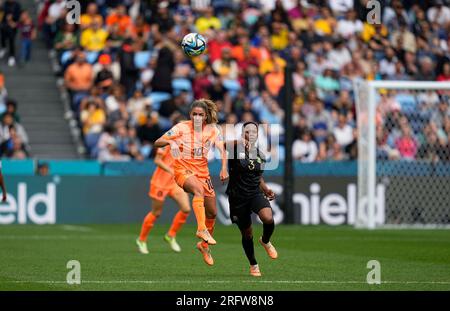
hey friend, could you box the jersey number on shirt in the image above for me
[192,147,203,157]
[248,159,255,170]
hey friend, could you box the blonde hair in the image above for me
[190,98,218,124]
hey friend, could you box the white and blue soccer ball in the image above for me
[181,33,207,57]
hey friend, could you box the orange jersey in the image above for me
[150,146,175,187]
[161,120,223,178]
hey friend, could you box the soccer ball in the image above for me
[181,33,207,57]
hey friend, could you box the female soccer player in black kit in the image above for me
[226,122,278,277]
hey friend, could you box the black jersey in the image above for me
[226,142,266,199]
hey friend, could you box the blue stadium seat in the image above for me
[85,51,99,64]
[222,79,241,99]
[134,51,152,69]
[60,51,73,65]
[395,93,417,113]
[172,78,192,95]
[147,92,172,111]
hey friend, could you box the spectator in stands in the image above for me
[118,39,139,97]
[64,52,94,110]
[308,100,333,144]
[54,23,78,55]
[431,99,450,129]
[151,1,175,35]
[426,0,450,27]
[336,9,363,39]
[0,125,28,158]
[80,20,109,52]
[292,129,318,163]
[105,4,132,37]
[2,99,20,123]
[80,2,103,30]
[390,18,417,54]
[151,42,175,94]
[42,0,66,49]
[0,113,28,146]
[212,47,238,81]
[437,62,450,81]
[127,90,151,126]
[36,162,50,176]
[0,0,21,66]
[195,6,221,33]
[17,10,36,65]
[137,111,163,146]
[98,138,130,162]
[333,112,354,148]
[0,71,5,109]
[329,141,349,161]
[29,0,449,163]
[264,62,285,98]
[329,0,354,16]
[93,53,120,90]
[417,130,447,162]
[379,47,398,78]
[80,100,106,137]
[415,56,437,81]
[395,125,418,160]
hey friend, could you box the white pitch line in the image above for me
[0,235,133,240]
[60,225,94,232]
[3,280,450,285]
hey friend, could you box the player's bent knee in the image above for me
[181,206,191,214]
[193,187,204,197]
[151,210,162,218]
[240,227,253,239]
[261,217,274,225]
[205,210,216,219]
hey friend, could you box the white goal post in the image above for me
[354,80,450,229]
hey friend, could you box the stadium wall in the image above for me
[7,160,449,226]
[0,174,379,226]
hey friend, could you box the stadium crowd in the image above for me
[10,0,450,162]
[0,70,30,159]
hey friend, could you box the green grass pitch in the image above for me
[0,224,449,290]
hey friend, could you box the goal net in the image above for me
[354,80,450,229]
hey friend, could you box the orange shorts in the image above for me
[148,182,185,202]
[174,170,215,197]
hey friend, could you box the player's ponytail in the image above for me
[190,99,218,124]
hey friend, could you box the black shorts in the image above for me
[228,193,271,229]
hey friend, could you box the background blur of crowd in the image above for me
[17,0,450,162]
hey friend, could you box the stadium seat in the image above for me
[147,92,172,111]
[134,51,152,69]
[172,78,192,95]
[85,51,99,64]
[395,93,417,113]
[222,79,241,99]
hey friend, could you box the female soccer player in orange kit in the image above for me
[154,99,228,266]
[136,143,191,254]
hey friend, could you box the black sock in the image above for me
[262,222,275,244]
[242,236,257,266]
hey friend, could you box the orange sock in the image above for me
[139,212,157,242]
[192,196,206,231]
[202,218,216,248]
[167,211,189,237]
